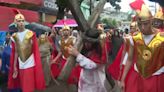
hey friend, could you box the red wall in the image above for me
[0,6,39,31]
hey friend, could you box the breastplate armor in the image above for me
[13,31,33,62]
[133,32,164,78]
[60,37,74,58]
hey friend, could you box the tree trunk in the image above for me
[88,0,106,28]
[57,0,89,81]
[57,37,83,81]
[57,1,115,88]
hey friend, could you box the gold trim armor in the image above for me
[60,37,74,58]
[133,32,164,78]
[13,31,33,62]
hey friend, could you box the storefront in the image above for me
[39,0,58,24]
[0,0,64,30]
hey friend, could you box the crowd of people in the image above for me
[0,1,164,92]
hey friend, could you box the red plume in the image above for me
[130,0,145,11]
[12,8,20,15]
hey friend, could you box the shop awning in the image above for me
[0,0,20,4]
[0,6,39,31]
[19,0,42,5]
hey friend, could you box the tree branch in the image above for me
[88,0,106,28]
[57,0,89,81]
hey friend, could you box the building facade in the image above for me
[0,0,59,31]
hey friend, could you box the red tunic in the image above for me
[107,44,124,80]
[125,32,164,92]
[8,32,45,92]
[50,37,81,84]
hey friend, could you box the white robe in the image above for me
[76,54,107,92]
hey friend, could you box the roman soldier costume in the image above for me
[154,6,164,31]
[8,10,45,92]
[51,25,81,84]
[123,1,164,92]
[132,32,164,78]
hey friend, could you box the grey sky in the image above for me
[104,0,159,15]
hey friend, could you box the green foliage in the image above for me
[55,0,122,20]
[112,19,117,26]
[96,0,121,8]
[56,0,121,10]
[102,18,118,28]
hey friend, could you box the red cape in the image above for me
[107,43,135,82]
[107,44,124,80]
[159,28,164,32]
[92,38,111,64]
[8,32,45,90]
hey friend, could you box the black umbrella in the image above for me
[9,22,51,37]
[8,21,30,32]
[27,22,51,37]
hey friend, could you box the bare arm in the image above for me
[120,42,126,65]
[120,37,129,65]
[120,42,134,87]
[13,46,18,79]
[51,39,62,64]
[14,51,17,68]
[51,52,62,64]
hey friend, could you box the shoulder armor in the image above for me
[26,30,34,39]
[11,33,17,41]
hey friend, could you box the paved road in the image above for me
[1,81,77,92]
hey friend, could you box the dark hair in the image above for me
[82,28,100,43]
[81,41,102,57]
[113,29,120,37]
[81,28,102,56]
